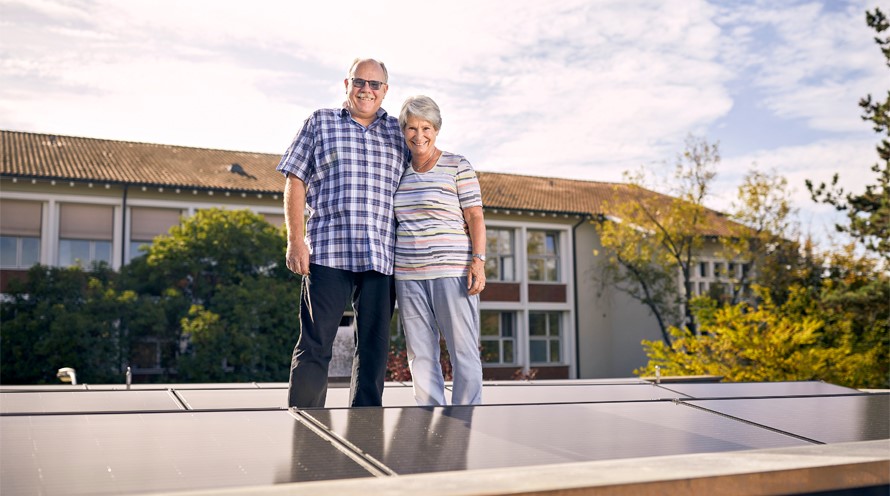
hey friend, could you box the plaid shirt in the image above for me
[277,107,409,274]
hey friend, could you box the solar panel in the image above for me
[0,410,374,495]
[301,401,813,475]
[0,390,184,414]
[476,383,680,404]
[655,380,860,398]
[689,394,890,444]
[176,388,288,410]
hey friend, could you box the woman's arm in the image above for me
[463,205,486,295]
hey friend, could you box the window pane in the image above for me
[486,234,498,254]
[548,313,560,334]
[484,259,498,279]
[94,241,112,264]
[503,340,514,363]
[501,313,513,337]
[529,313,545,335]
[528,259,543,281]
[130,241,150,259]
[481,341,500,363]
[21,237,39,266]
[550,341,561,362]
[502,256,514,280]
[545,259,558,281]
[0,236,16,266]
[498,231,513,254]
[530,341,546,362]
[480,312,499,336]
[59,239,90,267]
[699,262,707,277]
[527,231,544,255]
[545,233,557,254]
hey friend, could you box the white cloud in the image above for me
[0,0,883,249]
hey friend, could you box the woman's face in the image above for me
[403,115,438,158]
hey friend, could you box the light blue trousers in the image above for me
[395,277,483,406]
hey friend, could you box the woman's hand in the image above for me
[467,258,486,295]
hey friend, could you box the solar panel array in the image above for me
[1,380,886,495]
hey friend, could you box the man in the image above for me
[277,58,408,408]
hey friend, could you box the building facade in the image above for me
[0,130,743,380]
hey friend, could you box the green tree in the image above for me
[1,264,128,384]
[596,135,720,344]
[1,209,299,384]
[807,8,890,261]
[144,208,292,305]
[140,208,298,382]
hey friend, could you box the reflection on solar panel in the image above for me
[0,411,374,496]
[0,381,886,495]
[656,380,861,398]
[0,390,184,414]
[690,394,890,444]
[478,383,683,404]
[301,401,810,474]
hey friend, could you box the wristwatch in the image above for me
[472,254,486,262]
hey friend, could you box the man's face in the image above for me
[344,61,388,124]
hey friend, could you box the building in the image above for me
[0,130,744,379]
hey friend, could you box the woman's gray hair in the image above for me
[399,95,442,131]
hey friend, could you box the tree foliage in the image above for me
[596,135,719,344]
[807,8,890,261]
[1,209,299,385]
[722,168,797,304]
[636,267,889,389]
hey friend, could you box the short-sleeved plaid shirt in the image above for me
[276,107,409,275]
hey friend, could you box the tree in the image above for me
[807,8,890,261]
[636,278,888,389]
[144,208,292,306]
[595,135,720,345]
[722,168,797,304]
[1,264,130,384]
[139,208,298,382]
[1,209,300,384]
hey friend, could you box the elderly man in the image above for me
[277,58,408,408]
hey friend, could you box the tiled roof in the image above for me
[1,130,284,193]
[1,130,739,236]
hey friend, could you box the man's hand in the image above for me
[286,239,311,276]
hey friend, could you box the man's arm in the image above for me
[284,174,310,275]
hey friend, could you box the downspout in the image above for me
[571,213,590,379]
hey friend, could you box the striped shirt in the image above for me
[276,107,409,274]
[394,151,483,280]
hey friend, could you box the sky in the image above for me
[1,0,886,248]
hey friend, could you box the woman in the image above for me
[394,95,486,406]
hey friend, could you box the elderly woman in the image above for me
[394,95,486,406]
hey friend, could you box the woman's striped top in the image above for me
[393,151,482,280]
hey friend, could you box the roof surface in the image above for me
[1,130,739,235]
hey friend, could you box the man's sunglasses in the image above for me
[351,78,386,90]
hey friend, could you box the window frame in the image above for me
[526,229,561,283]
[528,311,563,365]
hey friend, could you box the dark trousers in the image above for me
[287,264,394,408]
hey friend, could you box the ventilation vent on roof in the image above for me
[227,163,246,175]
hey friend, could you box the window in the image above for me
[0,199,42,269]
[698,262,709,278]
[529,311,562,364]
[129,207,181,261]
[527,230,559,282]
[485,228,515,281]
[59,204,113,268]
[480,311,515,365]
